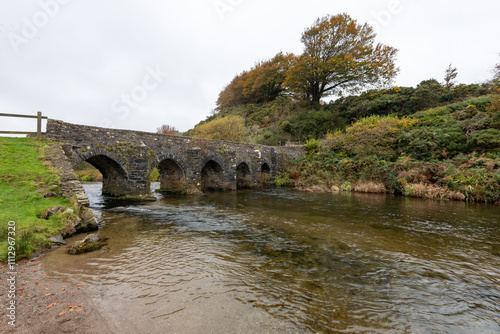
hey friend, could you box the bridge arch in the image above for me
[153,154,187,193]
[74,149,129,196]
[259,162,272,186]
[201,157,225,192]
[261,162,271,174]
[236,161,252,189]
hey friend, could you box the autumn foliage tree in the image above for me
[285,13,398,103]
[216,53,295,110]
[156,124,178,135]
[246,53,295,102]
[191,115,248,142]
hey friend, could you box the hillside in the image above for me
[187,80,500,202]
[190,80,492,144]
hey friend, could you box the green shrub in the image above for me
[468,129,500,151]
[325,115,418,159]
[305,138,319,155]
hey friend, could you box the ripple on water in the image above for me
[43,184,500,334]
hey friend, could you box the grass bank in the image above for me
[0,137,79,261]
[74,161,102,182]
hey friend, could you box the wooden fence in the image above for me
[0,112,48,139]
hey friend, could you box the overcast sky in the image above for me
[1,0,499,134]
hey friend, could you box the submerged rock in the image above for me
[68,234,104,255]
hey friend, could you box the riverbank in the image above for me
[275,104,500,203]
[278,152,500,203]
[0,137,98,261]
[0,255,112,333]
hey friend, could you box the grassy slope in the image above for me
[189,82,490,146]
[276,95,500,202]
[0,138,74,261]
[191,81,499,202]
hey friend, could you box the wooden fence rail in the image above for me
[0,112,48,139]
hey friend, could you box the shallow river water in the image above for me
[43,184,500,333]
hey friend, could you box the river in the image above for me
[43,183,500,333]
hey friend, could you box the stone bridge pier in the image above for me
[46,120,304,196]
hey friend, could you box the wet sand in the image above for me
[0,256,112,334]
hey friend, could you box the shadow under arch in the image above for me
[201,159,224,192]
[236,162,251,189]
[259,162,272,186]
[84,154,129,196]
[261,162,271,174]
[156,158,186,193]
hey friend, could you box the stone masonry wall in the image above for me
[45,143,99,234]
[46,120,305,196]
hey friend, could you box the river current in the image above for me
[43,183,500,333]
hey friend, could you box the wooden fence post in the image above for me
[37,111,42,139]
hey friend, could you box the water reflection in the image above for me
[43,184,500,333]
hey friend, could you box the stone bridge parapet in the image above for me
[46,120,304,196]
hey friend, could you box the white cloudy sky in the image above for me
[1,0,499,134]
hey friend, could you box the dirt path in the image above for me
[0,256,113,334]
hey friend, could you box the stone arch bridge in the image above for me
[46,120,304,196]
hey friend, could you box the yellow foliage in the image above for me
[325,115,418,157]
[191,115,248,142]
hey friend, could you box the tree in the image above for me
[246,52,295,103]
[216,53,295,110]
[156,124,178,135]
[191,115,248,142]
[285,13,398,103]
[216,72,249,110]
[488,54,500,113]
[493,54,500,86]
[443,63,458,89]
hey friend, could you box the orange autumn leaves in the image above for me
[216,52,295,110]
[216,13,398,108]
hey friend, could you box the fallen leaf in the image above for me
[76,309,83,312]
[61,288,65,291]
[59,311,66,316]
[46,302,57,309]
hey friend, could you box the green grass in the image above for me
[0,137,74,261]
[74,161,102,182]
